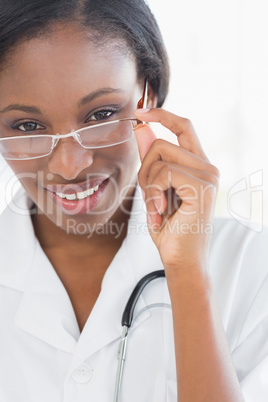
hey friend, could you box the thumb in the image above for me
[134,123,156,161]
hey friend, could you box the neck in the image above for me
[31,186,137,332]
[31,190,135,259]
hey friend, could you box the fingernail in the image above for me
[135,108,150,114]
[147,214,153,226]
[133,122,145,131]
[147,215,160,231]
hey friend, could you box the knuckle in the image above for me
[210,164,220,178]
[147,160,162,178]
[153,161,170,177]
[150,138,166,151]
[181,117,193,129]
[209,173,220,187]
[204,163,220,181]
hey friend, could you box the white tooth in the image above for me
[77,191,87,200]
[65,193,76,200]
[56,185,99,201]
[86,188,94,196]
[56,193,66,199]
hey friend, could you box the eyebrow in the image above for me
[78,87,125,107]
[0,104,42,114]
[0,88,125,114]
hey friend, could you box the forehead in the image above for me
[0,24,138,102]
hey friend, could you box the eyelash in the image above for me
[85,107,119,123]
[11,107,119,133]
[11,121,44,133]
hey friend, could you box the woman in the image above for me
[0,1,267,401]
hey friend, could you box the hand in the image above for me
[134,109,244,402]
[134,108,219,272]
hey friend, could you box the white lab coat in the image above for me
[0,187,268,401]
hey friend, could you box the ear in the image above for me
[146,83,158,109]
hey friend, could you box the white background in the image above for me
[1,0,268,227]
[148,0,268,227]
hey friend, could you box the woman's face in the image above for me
[0,24,143,234]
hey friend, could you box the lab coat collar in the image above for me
[0,189,80,352]
[0,188,36,291]
[0,186,164,360]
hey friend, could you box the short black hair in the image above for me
[0,0,169,107]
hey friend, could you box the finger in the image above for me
[145,166,217,229]
[134,108,208,161]
[147,161,219,193]
[144,182,164,229]
[137,138,219,191]
[145,162,219,215]
[134,123,156,161]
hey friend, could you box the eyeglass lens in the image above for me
[0,119,138,160]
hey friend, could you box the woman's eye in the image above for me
[87,110,115,122]
[14,122,43,133]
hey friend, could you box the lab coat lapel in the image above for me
[1,186,164,362]
[15,240,79,353]
[0,189,79,353]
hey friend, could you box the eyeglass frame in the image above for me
[0,79,149,161]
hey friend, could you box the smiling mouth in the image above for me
[43,176,112,215]
[55,184,100,201]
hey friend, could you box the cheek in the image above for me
[117,142,140,197]
[95,140,139,200]
[6,159,44,176]
[113,143,139,194]
[5,160,44,200]
[106,139,140,175]
[4,139,140,205]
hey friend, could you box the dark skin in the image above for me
[31,196,133,330]
[0,23,244,401]
[0,24,154,330]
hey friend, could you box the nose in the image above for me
[48,137,94,180]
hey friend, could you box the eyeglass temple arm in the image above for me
[136,79,148,125]
[137,79,148,110]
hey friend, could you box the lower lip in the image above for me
[47,179,109,215]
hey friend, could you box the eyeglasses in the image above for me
[0,81,148,161]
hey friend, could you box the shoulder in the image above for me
[211,220,268,393]
[210,216,268,289]
[210,217,268,348]
[210,217,268,268]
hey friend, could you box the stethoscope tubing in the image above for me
[113,270,166,402]
[122,270,166,327]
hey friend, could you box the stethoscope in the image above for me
[113,269,169,402]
